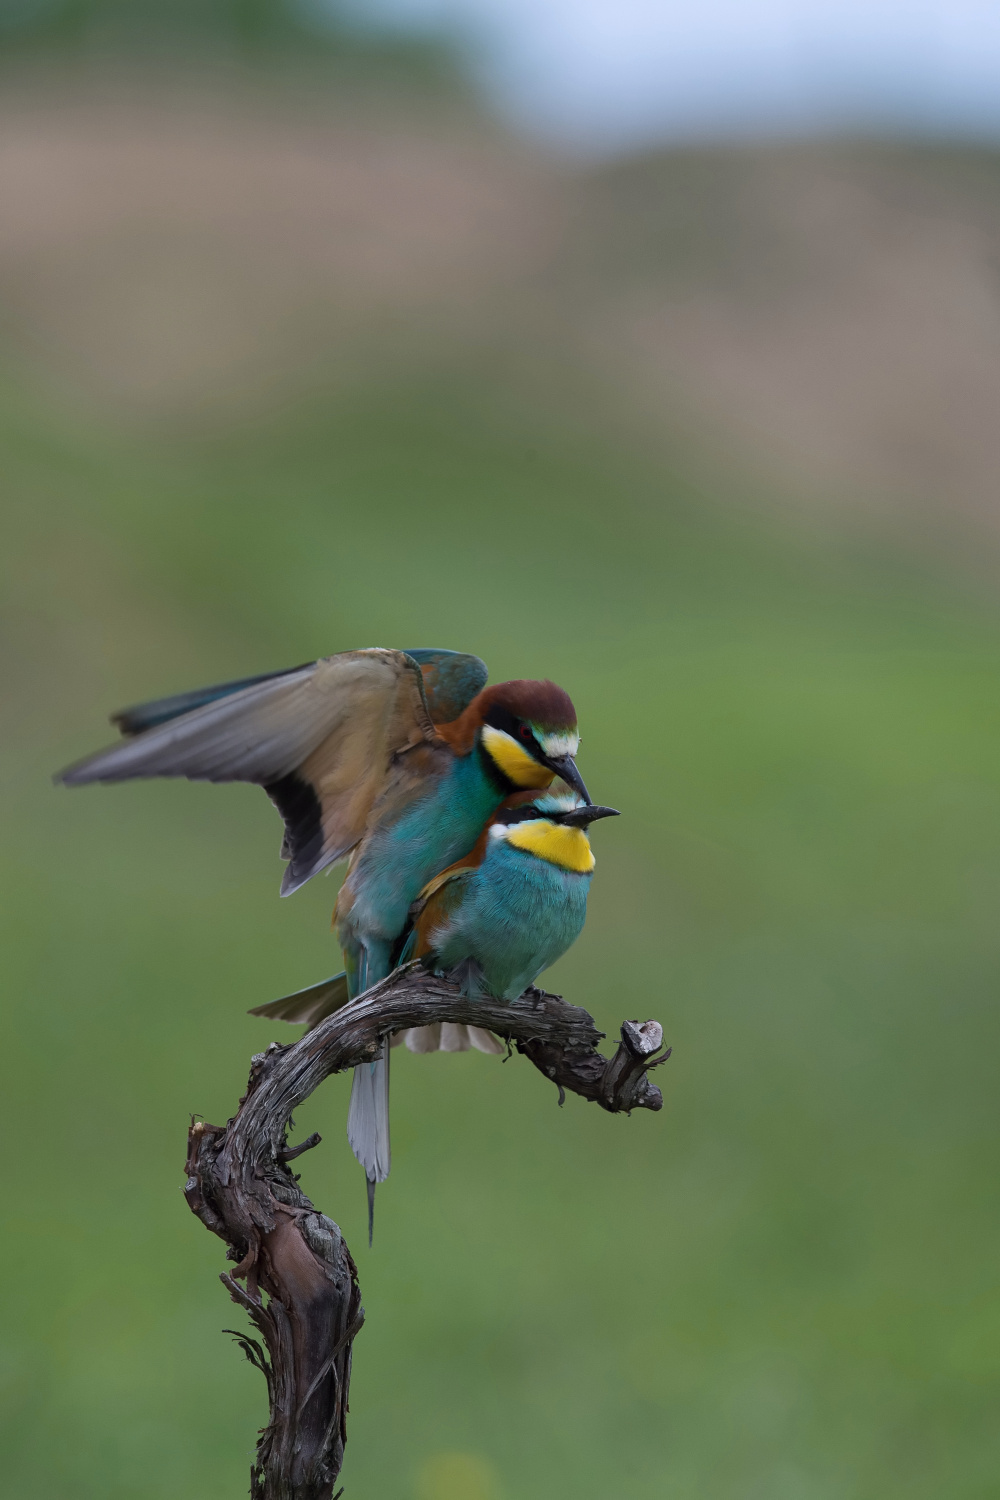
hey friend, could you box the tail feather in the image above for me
[347,1047,391,1243]
[439,1022,471,1052]
[248,971,349,1029]
[468,1025,505,1055]
[366,1175,377,1249]
[404,1022,441,1053]
[403,1022,503,1054]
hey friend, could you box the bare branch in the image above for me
[279,1131,322,1163]
[184,963,669,1499]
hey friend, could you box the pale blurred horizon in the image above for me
[334,0,1000,151]
[4,69,1000,559]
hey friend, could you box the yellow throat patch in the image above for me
[503,819,596,873]
[481,723,556,789]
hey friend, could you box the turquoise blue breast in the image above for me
[430,838,591,1000]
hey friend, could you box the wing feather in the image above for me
[57,649,439,891]
[111,662,314,736]
[248,972,350,1029]
[401,649,488,723]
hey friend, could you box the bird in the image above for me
[254,780,619,1016]
[56,646,591,1233]
[398,786,619,1003]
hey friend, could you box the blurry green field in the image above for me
[3,342,1000,1500]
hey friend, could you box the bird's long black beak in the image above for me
[558,804,620,828]
[545,754,592,805]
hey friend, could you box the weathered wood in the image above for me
[184,963,669,1499]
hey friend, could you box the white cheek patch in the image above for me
[489,822,511,842]
[535,729,580,760]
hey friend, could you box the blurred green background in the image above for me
[3,6,1000,1498]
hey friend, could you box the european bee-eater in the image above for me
[254,783,617,1240]
[57,647,590,1216]
[399,787,619,1003]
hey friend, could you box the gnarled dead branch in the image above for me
[184,963,669,1500]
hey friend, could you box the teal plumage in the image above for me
[336,745,506,981]
[334,678,590,1225]
[400,789,619,1004]
[408,836,590,1000]
[257,787,619,1149]
[336,750,522,1222]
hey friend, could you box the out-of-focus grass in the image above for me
[3,340,1000,1500]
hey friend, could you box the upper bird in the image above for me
[56,646,590,1200]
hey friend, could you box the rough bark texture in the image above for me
[184,963,669,1500]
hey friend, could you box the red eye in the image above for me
[520,725,533,742]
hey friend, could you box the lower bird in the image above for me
[255,785,619,1235]
[398,786,619,1002]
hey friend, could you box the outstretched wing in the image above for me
[109,662,315,736]
[57,648,439,893]
[105,648,486,738]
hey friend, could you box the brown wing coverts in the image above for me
[57,649,439,893]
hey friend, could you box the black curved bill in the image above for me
[545,753,592,805]
[558,805,620,828]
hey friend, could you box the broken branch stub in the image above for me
[184,963,669,1500]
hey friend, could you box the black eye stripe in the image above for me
[483,704,521,737]
[496,804,551,826]
[483,704,543,757]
